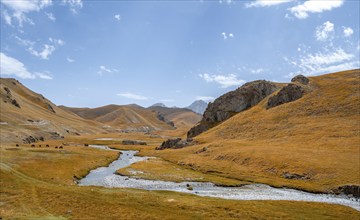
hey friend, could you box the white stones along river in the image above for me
[79,145,360,211]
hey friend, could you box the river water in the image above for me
[79,146,360,211]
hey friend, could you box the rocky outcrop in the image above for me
[282,172,310,180]
[337,185,360,198]
[155,138,193,150]
[122,140,147,145]
[22,136,44,144]
[156,112,175,128]
[267,84,305,109]
[3,87,21,108]
[46,102,56,113]
[188,80,279,138]
[291,75,310,85]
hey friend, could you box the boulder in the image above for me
[156,138,193,150]
[122,140,147,145]
[291,75,310,85]
[188,80,279,138]
[267,84,305,109]
[337,185,360,198]
[282,172,309,180]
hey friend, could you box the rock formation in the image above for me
[156,138,193,150]
[267,84,305,109]
[291,74,310,85]
[187,80,279,138]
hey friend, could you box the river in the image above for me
[78,145,360,211]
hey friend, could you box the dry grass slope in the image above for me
[149,69,360,193]
[0,78,105,143]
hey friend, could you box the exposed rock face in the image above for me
[22,136,44,144]
[46,102,56,113]
[337,185,360,198]
[188,80,279,138]
[156,112,175,128]
[291,75,310,85]
[282,172,310,180]
[3,87,21,108]
[122,140,147,145]
[156,138,193,150]
[267,84,305,109]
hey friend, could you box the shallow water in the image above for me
[79,146,360,211]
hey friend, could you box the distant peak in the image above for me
[186,100,208,115]
[151,103,167,108]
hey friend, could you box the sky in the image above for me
[1,0,359,108]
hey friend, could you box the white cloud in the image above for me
[343,27,354,37]
[219,0,233,5]
[28,44,55,60]
[287,48,358,76]
[289,0,344,19]
[15,36,35,47]
[35,71,53,79]
[240,66,267,74]
[245,0,293,8]
[114,14,121,21]
[315,21,334,41]
[45,12,55,21]
[1,0,52,27]
[97,65,119,75]
[199,73,245,88]
[221,32,234,40]
[117,93,148,100]
[0,53,51,79]
[49,37,65,46]
[250,68,265,74]
[62,0,83,14]
[1,0,52,13]
[100,65,111,73]
[2,10,12,26]
[196,96,215,101]
[67,57,75,63]
[15,36,64,60]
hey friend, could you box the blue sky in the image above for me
[1,0,359,108]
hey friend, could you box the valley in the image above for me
[1,70,359,219]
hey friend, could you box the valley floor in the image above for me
[1,133,359,219]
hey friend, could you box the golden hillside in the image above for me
[148,106,202,129]
[152,69,360,193]
[0,78,105,143]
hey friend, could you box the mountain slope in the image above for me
[186,100,208,115]
[0,78,105,143]
[152,69,360,193]
[60,104,175,131]
[147,106,202,130]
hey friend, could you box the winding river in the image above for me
[79,145,360,211]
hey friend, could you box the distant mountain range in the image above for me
[149,100,208,115]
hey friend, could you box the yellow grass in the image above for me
[116,157,247,186]
[1,142,359,219]
[144,69,360,193]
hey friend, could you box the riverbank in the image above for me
[79,147,360,211]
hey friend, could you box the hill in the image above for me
[0,78,105,143]
[60,104,175,132]
[147,106,202,130]
[152,69,360,194]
